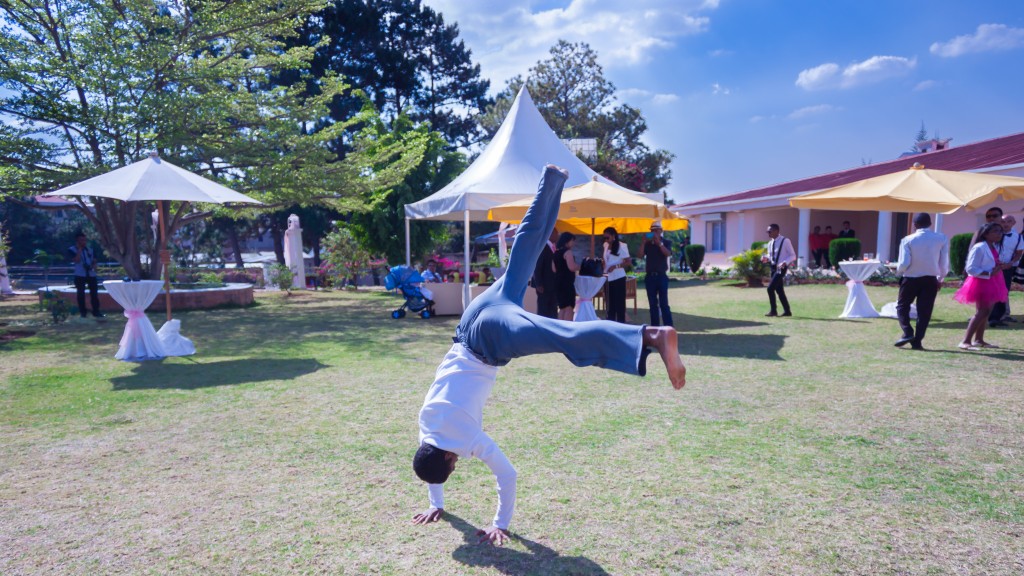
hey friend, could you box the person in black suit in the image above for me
[838,221,856,239]
[532,228,559,318]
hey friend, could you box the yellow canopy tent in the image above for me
[488,178,688,256]
[790,163,1024,214]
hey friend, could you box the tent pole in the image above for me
[463,210,471,311]
[405,217,411,267]
[158,200,171,322]
[591,218,595,258]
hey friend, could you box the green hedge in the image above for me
[949,232,973,278]
[829,238,861,266]
[684,244,705,273]
[750,240,767,251]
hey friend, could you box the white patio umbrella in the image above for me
[43,151,261,321]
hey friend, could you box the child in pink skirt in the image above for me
[954,222,1010,350]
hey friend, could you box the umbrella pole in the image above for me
[158,200,171,322]
[591,218,595,258]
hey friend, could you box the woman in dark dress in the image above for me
[553,232,579,320]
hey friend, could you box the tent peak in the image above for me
[148,151,161,163]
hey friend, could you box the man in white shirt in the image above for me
[411,165,687,545]
[895,213,949,350]
[761,223,796,317]
[989,214,1022,326]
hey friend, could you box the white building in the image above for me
[672,132,1024,267]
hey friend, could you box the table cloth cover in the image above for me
[157,319,196,356]
[838,260,883,318]
[104,280,166,361]
[880,301,917,319]
[574,275,606,321]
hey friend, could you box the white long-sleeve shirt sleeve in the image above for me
[427,483,444,510]
[472,432,517,530]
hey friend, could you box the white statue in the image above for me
[283,214,306,289]
[0,254,12,295]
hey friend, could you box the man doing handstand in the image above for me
[411,165,687,545]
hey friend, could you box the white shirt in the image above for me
[896,228,949,279]
[604,242,630,281]
[419,343,517,529]
[997,230,1022,264]
[767,236,796,267]
[965,242,998,278]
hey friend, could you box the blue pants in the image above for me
[645,272,673,327]
[456,167,648,375]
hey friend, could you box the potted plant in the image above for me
[730,248,769,287]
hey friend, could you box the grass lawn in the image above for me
[2,279,1023,575]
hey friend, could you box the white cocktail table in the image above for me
[574,275,606,322]
[104,280,167,361]
[837,260,883,318]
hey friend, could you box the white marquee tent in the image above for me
[403,85,658,309]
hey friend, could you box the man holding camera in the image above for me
[762,223,795,317]
[67,231,104,318]
[642,221,674,327]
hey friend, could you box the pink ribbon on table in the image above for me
[846,280,862,288]
[576,297,592,304]
[119,309,146,348]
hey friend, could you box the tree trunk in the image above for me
[228,224,245,268]
[271,219,285,264]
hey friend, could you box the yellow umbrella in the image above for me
[488,178,688,255]
[790,163,1024,214]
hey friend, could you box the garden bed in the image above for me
[38,282,255,313]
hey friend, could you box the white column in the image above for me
[797,208,810,267]
[405,217,411,267]
[737,211,746,254]
[463,210,471,311]
[934,213,944,235]
[876,211,892,262]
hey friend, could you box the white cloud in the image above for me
[617,88,679,105]
[914,80,939,92]
[749,115,765,123]
[796,56,916,90]
[652,93,680,104]
[708,48,732,57]
[711,83,730,95]
[795,63,840,90]
[930,24,1024,57]
[422,1,718,88]
[787,104,836,120]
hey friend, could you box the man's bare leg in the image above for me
[643,326,686,389]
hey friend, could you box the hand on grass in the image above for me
[477,525,510,546]
[411,507,443,525]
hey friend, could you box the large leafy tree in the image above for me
[0,0,426,278]
[480,40,674,194]
[298,0,491,151]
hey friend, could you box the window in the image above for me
[706,220,725,252]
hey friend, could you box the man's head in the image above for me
[413,443,458,484]
[842,221,851,230]
[766,224,780,239]
[75,232,87,247]
[985,207,1003,222]
[813,226,821,234]
[650,221,663,237]
[426,259,437,270]
[1001,214,1016,231]
[913,213,932,230]
[825,226,833,233]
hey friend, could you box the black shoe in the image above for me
[92,312,106,318]
[894,336,914,347]
[1004,316,1018,323]
[780,311,792,317]
[989,321,1007,328]
[910,344,926,351]
[765,311,778,317]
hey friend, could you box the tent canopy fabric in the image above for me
[789,164,1024,214]
[404,86,659,221]
[488,178,687,235]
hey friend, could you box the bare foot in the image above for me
[545,164,569,179]
[643,326,686,389]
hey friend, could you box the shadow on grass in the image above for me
[669,312,767,333]
[110,358,326,390]
[678,333,787,360]
[445,513,609,576]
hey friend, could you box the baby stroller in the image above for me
[384,265,435,319]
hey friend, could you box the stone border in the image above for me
[38,283,254,313]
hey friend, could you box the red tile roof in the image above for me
[679,131,1024,208]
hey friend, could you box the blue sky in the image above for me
[422,0,1024,204]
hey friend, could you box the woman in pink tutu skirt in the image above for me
[954,222,1010,350]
